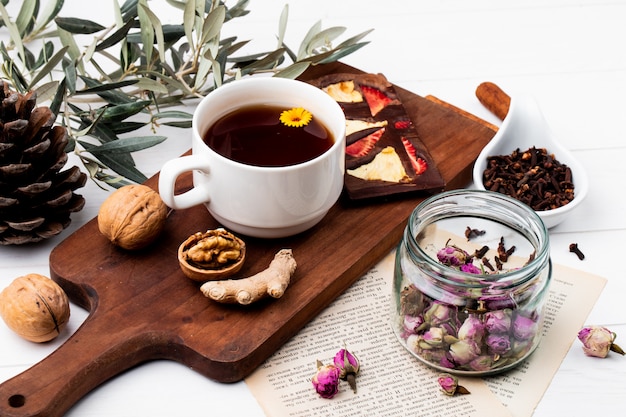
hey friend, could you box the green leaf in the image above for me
[119,0,138,19]
[0,43,28,92]
[80,142,147,184]
[139,3,165,62]
[194,0,204,34]
[334,28,374,50]
[273,62,310,80]
[152,110,193,120]
[16,0,38,36]
[306,26,346,55]
[297,20,321,60]
[23,48,36,71]
[315,41,370,64]
[194,53,214,89]
[80,135,167,154]
[34,80,59,102]
[75,79,139,94]
[224,0,250,21]
[57,27,83,74]
[136,78,168,94]
[0,4,26,64]
[49,76,66,116]
[62,58,77,94]
[161,24,185,44]
[95,18,134,52]
[144,70,193,96]
[137,0,154,65]
[28,45,68,89]
[55,16,106,34]
[33,40,55,69]
[110,121,147,134]
[31,0,64,35]
[79,76,135,104]
[98,100,152,123]
[183,0,196,49]
[81,36,98,64]
[240,49,286,75]
[162,120,192,128]
[200,5,225,46]
[277,4,288,50]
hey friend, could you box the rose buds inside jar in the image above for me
[392,190,551,376]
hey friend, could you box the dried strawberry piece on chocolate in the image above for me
[346,127,385,157]
[360,85,394,116]
[401,137,428,175]
[394,119,412,129]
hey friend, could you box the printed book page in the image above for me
[245,251,606,417]
[484,263,607,417]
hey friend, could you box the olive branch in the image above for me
[0,0,371,188]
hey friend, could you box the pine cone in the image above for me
[0,81,87,245]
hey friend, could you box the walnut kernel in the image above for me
[0,274,70,342]
[98,184,168,250]
[178,229,246,281]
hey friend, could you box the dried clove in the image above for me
[473,245,489,259]
[496,237,515,262]
[465,226,486,241]
[569,243,585,260]
[482,257,495,272]
[494,256,503,271]
[482,147,575,211]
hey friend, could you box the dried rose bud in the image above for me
[512,313,538,341]
[460,263,481,274]
[418,327,448,350]
[403,314,425,334]
[449,339,481,365]
[437,373,470,396]
[457,315,485,344]
[577,326,625,358]
[312,360,341,398]
[484,309,512,334]
[469,355,496,372]
[333,347,360,393]
[437,244,470,267]
[423,302,455,327]
[486,333,512,355]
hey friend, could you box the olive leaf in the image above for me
[0,0,372,188]
[55,17,106,34]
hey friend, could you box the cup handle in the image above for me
[158,154,211,210]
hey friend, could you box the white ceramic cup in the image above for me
[158,77,346,238]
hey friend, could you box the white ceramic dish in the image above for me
[472,94,588,229]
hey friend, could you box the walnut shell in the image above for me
[98,184,168,250]
[0,274,70,343]
[178,229,246,282]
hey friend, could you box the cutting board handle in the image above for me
[0,312,170,417]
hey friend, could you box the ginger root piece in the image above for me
[200,249,296,305]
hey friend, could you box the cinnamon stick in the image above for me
[475,82,511,120]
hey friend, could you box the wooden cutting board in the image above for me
[0,62,496,417]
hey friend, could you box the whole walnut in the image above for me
[98,184,168,250]
[0,274,71,342]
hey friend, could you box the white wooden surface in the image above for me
[1,1,625,415]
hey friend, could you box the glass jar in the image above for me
[392,190,551,376]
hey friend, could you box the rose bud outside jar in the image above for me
[392,190,552,376]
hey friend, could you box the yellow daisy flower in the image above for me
[279,107,313,127]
